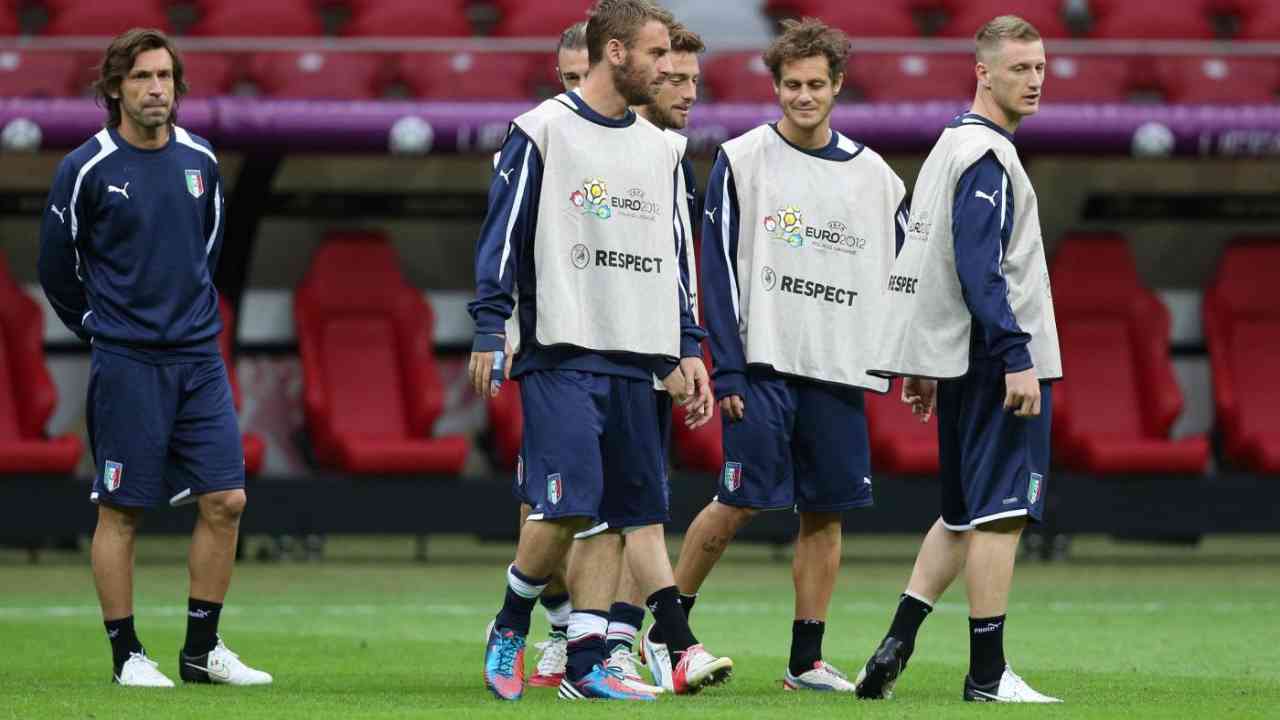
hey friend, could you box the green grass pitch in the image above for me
[2,535,1278,719]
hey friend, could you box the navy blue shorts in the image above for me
[87,347,245,508]
[515,370,670,529]
[937,360,1052,530]
[717,374,873,513]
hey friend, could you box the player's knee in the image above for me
[714,501,758,528]
[97,503,143,533]
[202,488,247,522]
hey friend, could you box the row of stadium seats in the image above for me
[2,234,1277,477]
[6,0,1280,39]
[3,47,1277,103]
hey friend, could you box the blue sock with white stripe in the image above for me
[495,564,547,636]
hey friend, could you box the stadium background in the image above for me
[1,0,1278,717]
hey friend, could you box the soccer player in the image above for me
[853,15,1062,704]
[470,0,731,702]
[648,18,909,693]
[555,21,589,90]
[37,29,270,688]
[602,23,705,691]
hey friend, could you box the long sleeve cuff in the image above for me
[471,333,506,353]
[712,369,747,400]
[1000,342,1033,373]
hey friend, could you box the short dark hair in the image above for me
[93,28,186,128]
[763,17,849,83]
[584,0,676,66]
[669,24,705,55]
[558,21,587,54]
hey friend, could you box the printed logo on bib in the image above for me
[761,266,777,291]
[569,178,662,221]
[570,244,591,269]
[906,210,932,244]
[765,206,867,255]
[1027,473,1043,504]
[104,461,124,492]
[764,272,858,307]
[722,462,742,492]
[547,473,563,505]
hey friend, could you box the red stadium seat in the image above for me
[702,51,779,103]
[1050,233,1209,475]
[1156,56,1280,103]
[191,0,323,37]
[295,232,470,475]
[493,0,592,37]
[1088,1,1216,39]
[849,52,974,101]
[1238,4,1280,39]
[1043,55,1136,102]
[181,52,239,98]
[0,255,83,475]
[216,297,264,477]
[1204,240,1280,473]
[400,52,535,100]
[486,382,522,471]
[940,0,1070,38]
[0,51,80,97]
[0,5,16,35]
[248,52,390,99]
[866,379,940,474]
[345,0,471,37]
[819,4,920,37]
[45,1,171,36]
[671,401,724,473]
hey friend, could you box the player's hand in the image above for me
[468,349,508,398]
[1003,367,1040,417]
[661,366,690,405]
[901,377,937,423]
[679,357,714,430]
[720,395,745,422]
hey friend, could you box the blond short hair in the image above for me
[975,15,1042,62]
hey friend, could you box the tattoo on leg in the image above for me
[701,535,729,555]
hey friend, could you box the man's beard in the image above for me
[612,56,657,107]
[643,100,678,130]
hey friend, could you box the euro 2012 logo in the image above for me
[764,206,804,247]
[570,178,612,219]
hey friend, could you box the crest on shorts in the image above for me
[1027,472,1043,504]
[547,473,563,505]
[104,460,124,492]
[185,169,205,198]
[723,462,742,493]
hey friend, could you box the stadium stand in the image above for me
[671,401,724,473]
[0,4,15,36]
[486,383,521,471]
[0,50,81,97]
[939,0,1070,38]
[217,297,265,476]
[344,0,471,37]
[294,232,470,475]
[1203,240,1280,473]
[492,0,592,37]
[849,52,975,100]
[1237,1,1280,39]
[816,4,919,38]
[702,51,779,103]
[399,52,535,100]
[865,378,940,475]
[247,51,389,100]
[181,52,239,97]
[1087,0,1217,39]
[1050,233,1210,474]
[0,256,83,475]
[190,0,324,37]
[44,1,171,36]
[1155,56,1280,103]
[1043,54,1136,102]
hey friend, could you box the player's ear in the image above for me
[606,37,626,67]
[975,61,990,90]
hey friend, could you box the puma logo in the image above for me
[107,182,130,199]
[50,204,66,223]
[498,168,514,185]
[974,189,998,207]
[704,207,718,222]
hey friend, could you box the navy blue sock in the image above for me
[647,592,695,645]
[183,598,222,656]
[494,564,548,636]
[605,602,645,655]
[104,616,143,672]
[969,615,1006,685]
[565,610,609,682]
[788,619,825,676]
[647,586,697,656]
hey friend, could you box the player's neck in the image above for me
[116,119,170,150]
[776,115,831,150]
[579,71,629,120]
[633,104,668,130]
[970,94,1022,134]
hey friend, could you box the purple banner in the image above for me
[3,98,1279,157]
